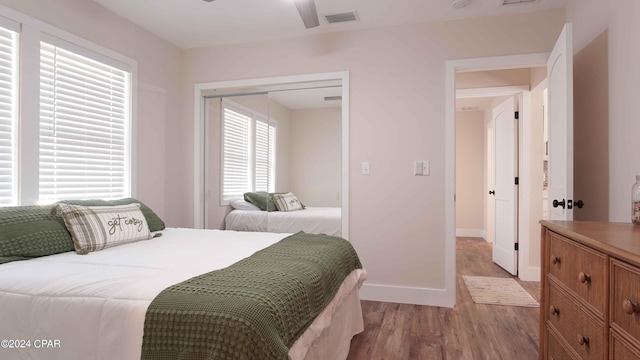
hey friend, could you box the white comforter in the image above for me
[0,228,365,360]
[225,207,342,236]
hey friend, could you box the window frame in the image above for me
[0,5,138,206]
[220,98,277,205]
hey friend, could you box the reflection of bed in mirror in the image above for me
[225,206,342,236]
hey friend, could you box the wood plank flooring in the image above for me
[346,237,541,360]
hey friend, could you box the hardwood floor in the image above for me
[346,237,541,360]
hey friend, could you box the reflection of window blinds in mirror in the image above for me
[222,107,250,200]
[254,118,276,193]
[222,101,276,201]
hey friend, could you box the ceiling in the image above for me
[203,80,342,110]
[270,87,342,110]
[456,97,494,112]
[91,0,568,49]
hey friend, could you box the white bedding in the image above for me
[0,228,365,360]
[225,207,342,236]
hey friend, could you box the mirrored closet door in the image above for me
[201,78,345,237]
[266,87,342,235]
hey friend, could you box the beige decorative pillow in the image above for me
[272,192,304,212]
[57,203,151,254]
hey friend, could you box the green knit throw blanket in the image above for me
[141,232,363,360]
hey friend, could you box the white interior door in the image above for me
[547,23,574,220]
[492,96,518,276]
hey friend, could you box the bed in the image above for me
[225,207,342,236]
[0,202,365,360]
[225,192,342,236]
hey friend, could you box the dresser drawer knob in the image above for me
[551,255,560,265]
[623,299,639,315]
[577,334,590,346]
[578,272,591,284]
[549,305,560,317]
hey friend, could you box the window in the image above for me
[0,7,136,207]
[0,24,18,206]
[222,99,276,202]
[39,41,131,203]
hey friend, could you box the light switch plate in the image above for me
[361,162,370,175]
[414,161,422,175]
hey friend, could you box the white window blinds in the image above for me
[222,106,251,201]
[254,117,275,193]
[0,26,18,206]
[222,100,276,202]
[39,41,131,203]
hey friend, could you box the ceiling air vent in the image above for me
[499,0,539,6]
[324,11,359,24]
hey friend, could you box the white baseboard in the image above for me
[359,283,455,308]
[455,228,486,239]
[518,265,541,282]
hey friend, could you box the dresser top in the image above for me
[541,220,640,266]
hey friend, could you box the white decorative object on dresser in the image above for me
[540,220,640,360]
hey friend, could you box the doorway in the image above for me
[445,53,550,305]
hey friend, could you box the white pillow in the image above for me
[229,199,262,211]
[272,192,304,212]
[57,203,152,254]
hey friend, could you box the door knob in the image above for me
[489,190,495,195]
[552,199,566,209]
[623,299,639,315]
[575,200,584,208]
[577,334,589,346]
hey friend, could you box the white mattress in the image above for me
[0,228,365,360]
[225,207,342,236]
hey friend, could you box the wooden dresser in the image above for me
[540,221,640,360]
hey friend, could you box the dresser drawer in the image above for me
[547,330,576,360]
[611,259,640,343]
[547,282,604,360]
[548,231,607,316]
[610,328,640,360]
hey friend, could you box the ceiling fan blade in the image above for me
[294,0,320,29]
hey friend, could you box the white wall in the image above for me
[573,30,609,221]
[0,0,183,225]
[456,69,531,89]
[455,111,485,237]
[567,0,640,222]
[181,9,565,305]
[289,108,341,207]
